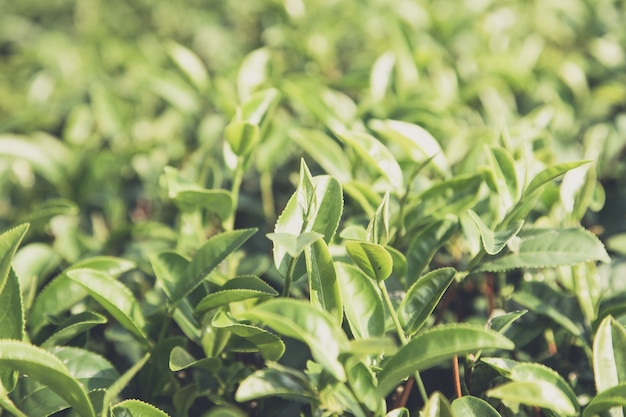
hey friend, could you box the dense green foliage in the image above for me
[1,0,626,416]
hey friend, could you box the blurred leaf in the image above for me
[607,234,626,256]
[164,166,232,219]
[336,130,404,191]
[488,310,527,333]
[345,241,393,282]
[524,160,591,197]
[266,232,324,258]
[241,299,348,381]
[335,262,385,340]
[0,268,24,391]
[385,408,410,417]
[593,315,626,393]
[376,324,514,397]
[478,228,610,272]
[511,290,583,337]
[101,353,151,417]
[289,128,352,183]
[166,41,210,91]
[347,362,379,412]
[237,48,271,100]
[420,392,454,417]
[225,121,260,157]
[398,268,456,336]
[0,340,95,417]
[406,217,458,282]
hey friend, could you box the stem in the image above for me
[282,256,298,297]
[378,281,428,404]
[260,171,276,226]
[453,355,462,399]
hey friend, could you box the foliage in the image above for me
[1,0,626,416]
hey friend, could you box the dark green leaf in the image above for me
[398,268,456,335]
[511,290,583,336]
[406,217,458,282]
[41,311,107,348]
[101,353,151,417]
[235,363,317,403]
[168,346,221,372]
[111,399,170,417]
[376,324,514,397]
[488,310,527,333]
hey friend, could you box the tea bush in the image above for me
[1,0,626,416]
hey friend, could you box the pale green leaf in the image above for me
[336,130,404,191]
[524,160,591,197]
[345,241,393,282]
[41,311,107,348]
[168,346,221,372]
[0,223,29,297]
[266,232,324,258]
[593,316,626,393]
[367,191,390,245]
[225,121,260,156]
[0,340,95,417]
[166,41,210,91]
[289,128,352,183]
[376,324,514,397]
[398,268,456,335]
[101,353,151,417]
[164,166,232,219]
[583,383,626,417]
[420,391,454,417]
[488,310,527,333]
[487,380,577,416]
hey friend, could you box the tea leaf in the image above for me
[101,353,151,417]
[266,232,324,258]
[451,395,501,417]
[420,392,454,417]
[305,239,343,323]
[241,299,348,381]
[487,380,577,416]
[289,128,352,183]
[41,311,107,348]
[406,217,458,281]
[67,269,148,344]
[0,340,95,417]
[235,363,317,403]
[398,268,456,335]
[0,223,29,296]
[336,130,404,191]
[345,241,393,282]
[169,346,221,372]
[335,262,385,339]
[111,399,170,417]
[524,160,591,197]
[593,315,626,393]
[194,275,278,315]
[166,41,210,91]
[468,210,524,255]
[509,363,579,414]
[478,228,610,272]
[583,383,626,417]
[376,324,514,397]
[0,268,24,391]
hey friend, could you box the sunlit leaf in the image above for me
[420,391,454,417]
[593,315,626,393]
[305,239,343,323]
[111,399,170,417]
[583,383,626,417]
[345,241,393,282]
[451,395,501,417]
[194,275,278,315]
[235,362,317,403]
[376,324,514,397]
[168,346,221,372]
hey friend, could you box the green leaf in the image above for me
[41,311,107,348]
[345,241,393,282]
[240,299,349,381]
[524,160,591,197]
[405,174,483,231]
[583,383,626,417]
[289,128,352,183]
[369,119,450,178]
[13,243,60,309]
[101,353,151,417]
[451,395,501,417]
[15,347,118,417]
[367,192,390,245]
[336,130,404,191]
[178,228,256,303]
[238,87,281,129]
[335,262,385,339]
[511,290,583,336]
[593,315,626,393]
[0,340,95,417]
[67,269,148,344]
[376,324,514,397]
[0,269,24,391]
[487,380,578,416]
[164,166,232,219]
[385,408,410,417]
[398,268,456,335]
[0,223,29,296]
[168,346,221,372]
[29,257,136,335]
[347,362,379,412]
[467,210,524,255]
[111,399,170,417]
[212,311,285,361]
[266,232,324,258]
[235,362,317,403]
[485,146,519,213]
[509,363,579,414]
[488,310,527,333]
[150,251,189,303]
[166,41,210,91]
[406,217,458,282]
[607,233,626,256]
[225,121,260,156]
[305,239,343,323]
[194,275,278,315]
[420,391,454,417]
[478,228,610,272]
